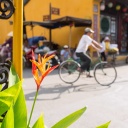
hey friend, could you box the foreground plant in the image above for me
[0,52,111,128]
[27,51,58,127]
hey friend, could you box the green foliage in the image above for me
[0,81,21,116]
[96,121,111,128]
[51,107,86,128]
[1,106,14,128]
[8,64,20,87]
[0,64,111,128]
[32,114,45,128]
[13,87,27,128]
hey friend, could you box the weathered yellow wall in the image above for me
[0,18,13,44]
[0,0,101,48]
[24,0,94,48]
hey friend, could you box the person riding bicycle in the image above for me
[75,27,102,77]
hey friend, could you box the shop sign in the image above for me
[51,7,60,15]
[43,15,50,21]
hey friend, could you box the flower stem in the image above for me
[27,90,38,128]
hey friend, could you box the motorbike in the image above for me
[23,46,60,68]
[34,49,60,67]
[23,45,37,68]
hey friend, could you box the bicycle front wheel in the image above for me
[94,62,117,86]
[58,60,81,84]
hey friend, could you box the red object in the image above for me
[122,7,127,12]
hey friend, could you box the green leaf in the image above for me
[0,81,21,116]
[51,107,87,128]
[96,121,111,128]
[1,106,14,128]
[13,87,27,128]
[8,64,20,87]
[32,114,46,128]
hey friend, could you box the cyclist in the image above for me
[75,27,102,77]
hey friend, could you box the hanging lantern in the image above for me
[122,7,127,12]
[100,4,105,10]
[100,0,105,11]
[125,16,128,22]
[116,5,121,11]
[108,2,113,8]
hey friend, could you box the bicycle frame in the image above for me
[60,52,107,73]
[58,52,117,85]
[93,52,107,71]
[60,57,81,66]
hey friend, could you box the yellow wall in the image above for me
[24,0,94,48]
[0,18,13,44]
[0,0,101,48]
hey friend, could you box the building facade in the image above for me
[0,0,100,48]
[0,0,128,53]
[100,0,128,53]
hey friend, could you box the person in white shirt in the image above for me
[60,45,70,62]
[99,37,107,61]
[75,27,102,77]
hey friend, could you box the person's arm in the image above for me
[92,39,102,50]
[91,43,101,51]
[102,42,106,51]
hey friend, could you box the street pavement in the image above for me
[23,64,128,128]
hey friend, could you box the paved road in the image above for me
[23,64,128,128]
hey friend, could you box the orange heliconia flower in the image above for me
[31,51,58,91]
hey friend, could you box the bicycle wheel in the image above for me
[58,60,81,84]
[126,56,128,64]
[94,62,117,86]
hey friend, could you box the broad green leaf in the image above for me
[14,87,27,128]
[1,106,14,128]
[8,64,20,87]
[96,121,111,128]
[0,116,3,120]
[51,107,87,128]
[0,81,21,116]
[32,114,45,128]
[0,116,3,125]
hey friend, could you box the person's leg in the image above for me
[100,53,103,60]
[83,53,91,72]
[101,52,107,61]
[76,52,91,72]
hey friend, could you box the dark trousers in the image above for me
[100,52,107,61]
[76,52,91,72]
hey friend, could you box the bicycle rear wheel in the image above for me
[94,62,117,86]
[58,60,81,84]
[126,56,128,64]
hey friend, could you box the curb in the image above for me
[92,54,127,66]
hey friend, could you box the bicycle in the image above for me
[126,55,128,64]
[58,52,117,86]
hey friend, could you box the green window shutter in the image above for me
[101,17,110,33]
